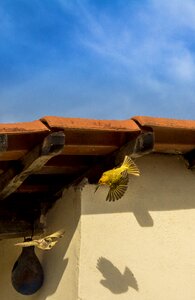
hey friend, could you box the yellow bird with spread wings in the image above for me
[14,229,65,250]
[95,156,140,201]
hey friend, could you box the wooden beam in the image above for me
[0,150,28,161]
[184,149,195,169]
[67,131,154,186]
[16,184,58,193]
[0,219,44,239]
[0,134,8,154]
[62,144,118,155]
[115,132,154,164]
[0,218,45,239]
[0,132,65,200]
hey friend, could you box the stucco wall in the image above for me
[36,188,81,300]
[0,154,194,300]
[0,238,41,300]
[78,154,195,300]
[0,187,81,300]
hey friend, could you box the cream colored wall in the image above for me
[0,154,194,300]
[78,154,195,300]
[0,187,81,300]
[0,238,41,300]
[36,188,81,300]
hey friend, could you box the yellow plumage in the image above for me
[95,156,140,201]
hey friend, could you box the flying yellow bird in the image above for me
[14,229,65,250]
[95,156,140,201]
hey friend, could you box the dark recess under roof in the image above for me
[0,115,194,239]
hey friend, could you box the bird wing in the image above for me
[97,257,122,278]
[106,171,129,201]
[14,240,38,247]
[44,229,65,240]
[14,229,64,249]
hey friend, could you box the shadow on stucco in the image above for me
[97,257,139,294]
[82,154,195,227]
[35,188,81,300]
[40,254,69,299]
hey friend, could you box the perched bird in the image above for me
[14,229,65,250]
[95,155,140,201]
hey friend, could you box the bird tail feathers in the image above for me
[122,156,140,176]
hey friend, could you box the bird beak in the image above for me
[94,185,100,193]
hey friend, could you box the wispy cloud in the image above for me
[0,0,194,121]
[67,0,195,82]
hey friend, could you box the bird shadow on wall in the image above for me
[84,155,195,227]
[96,257,139,294]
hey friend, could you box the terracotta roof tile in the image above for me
[132,116,195,153]
[0,120,50,161]
[0,120,49,134]
[41,116,140,132]
[132,116,195,130]
[0,115,194,239]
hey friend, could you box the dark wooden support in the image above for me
[0,134,8,153]
[68,131,154,186]
[0,189,59,239]
[184,149,195,169]
[0,132,65,200]
[115,131,154,164]
[0,135,8,174]
[0,219,44,239]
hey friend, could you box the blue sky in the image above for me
[0,0,195,122]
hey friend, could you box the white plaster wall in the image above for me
[36,187,81,300]
[0,238,42,300]
[0,187,81,300]
[0,154,195,300]
[78,154,195,300]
